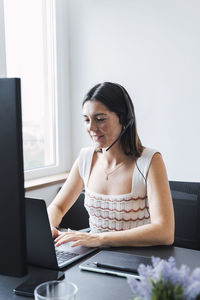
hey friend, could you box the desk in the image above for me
[1,246,200,300]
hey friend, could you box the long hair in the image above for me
[82,82,143,159]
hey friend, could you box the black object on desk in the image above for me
[0,78,27,277]
[79,250,152,278]
[25,197,97,270]
[14,269,65,297]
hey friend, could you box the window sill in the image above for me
[25,172,69,191]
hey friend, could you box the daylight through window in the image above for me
[3,0,57,175]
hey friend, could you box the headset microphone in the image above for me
[106,117,133,151]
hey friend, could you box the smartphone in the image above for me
[13,270,65,297]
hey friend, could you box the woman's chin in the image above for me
[93,141,105,151]
[93,143,102,149]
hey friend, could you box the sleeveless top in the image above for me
[78,147,158,233]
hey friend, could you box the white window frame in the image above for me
[0,0,7,77]
[1,0,71,180]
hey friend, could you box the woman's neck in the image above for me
[100,145,129,166]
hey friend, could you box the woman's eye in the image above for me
[96,118,106,122]
[83,118,106,123]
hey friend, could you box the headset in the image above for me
[105,83,147,191]
[105,83,147,184]
[106,83,134,151]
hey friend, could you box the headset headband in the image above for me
[113,83,134,123]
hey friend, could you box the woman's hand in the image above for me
[54,229,102,248]
[51,226,62,239]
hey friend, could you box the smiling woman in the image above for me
[47,82,175,249]
[82,101,122,151]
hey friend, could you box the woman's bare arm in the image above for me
[47,158,84,230]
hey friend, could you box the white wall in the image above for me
[67,0,200,182]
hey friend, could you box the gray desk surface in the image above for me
[1,246,200,300]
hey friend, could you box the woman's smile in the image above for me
[82,100,122,149]
[91,135,104,142]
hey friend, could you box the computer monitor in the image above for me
[0,78,27,276]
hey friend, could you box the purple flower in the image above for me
[138,263,154,278]
[185,281,200,299]
[190,268,200,281]
[127,276,152,300]
[127,256,200,300]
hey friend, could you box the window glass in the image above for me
[3,0,57,171]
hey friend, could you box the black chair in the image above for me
[169,181,200,250]
[59,190,89,230]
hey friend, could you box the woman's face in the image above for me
[82,100,122,150]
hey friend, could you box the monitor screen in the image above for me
[0,78,27,276]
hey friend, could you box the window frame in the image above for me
[1,0,71,180]
[0,0,7,77]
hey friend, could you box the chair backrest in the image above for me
[59,190,89,230]
[169,181,200,250]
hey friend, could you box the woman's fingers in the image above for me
[55,231,82,246]
[71,240,82,247]
[55,230,76,242]
[54,230,102,248]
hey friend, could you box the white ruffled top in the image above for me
[78,147,158,233]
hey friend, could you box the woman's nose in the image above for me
[88,120,97,131]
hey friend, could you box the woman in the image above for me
[48,82,174,248]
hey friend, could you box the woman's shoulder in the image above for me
[78,146,95,182]
[78,146,95,168]
[140,146,160,158]
[137,147,161,170]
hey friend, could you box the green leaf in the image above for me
[151,279,184,300]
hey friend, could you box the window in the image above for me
[2,0,70,180]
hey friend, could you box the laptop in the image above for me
[79,250,152,278]
[25,198,97,269]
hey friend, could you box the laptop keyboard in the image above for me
[55,249,79,264]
